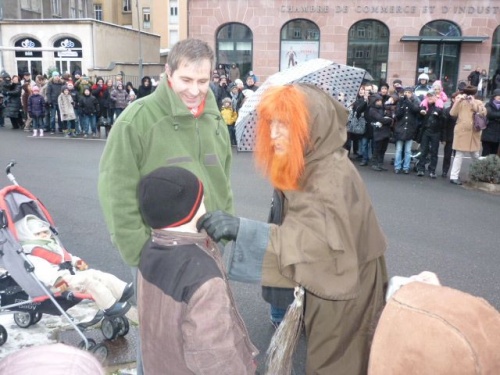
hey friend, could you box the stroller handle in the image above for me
[5,160,18,186]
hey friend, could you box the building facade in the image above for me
[189,0,500,94]
[0,0,162,83]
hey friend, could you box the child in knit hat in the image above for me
[15,215,133,317]
[220,97,238,146]
[28,86,46,137]
[137,166,257,375]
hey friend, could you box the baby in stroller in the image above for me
[15,214,133,317]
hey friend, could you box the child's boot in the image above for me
[33,129,38,137]
[39,129,44,137]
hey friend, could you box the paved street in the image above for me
[1,126,499,373]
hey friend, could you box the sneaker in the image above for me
[403,170,410,174]
[104,302,131,317]
[359,161,368,166]
[417,171,424,177]
[442,172,448,178]
[92,133,96,138]
[65,134,70,138]
[450,179,463,185]
[430,172,437,179]
[119,283,134,303]
[394,169,401,174]
[371,165,382,171]
[50,131,55,135]
[83,134,88,138]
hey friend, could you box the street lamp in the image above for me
[136,0,143,79]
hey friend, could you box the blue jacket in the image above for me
[28,94,45,117]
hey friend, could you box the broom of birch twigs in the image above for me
[265,286,305,375]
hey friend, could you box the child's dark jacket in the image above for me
[138,230,257,375]
[28,94,46,117]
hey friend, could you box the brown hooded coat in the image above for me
[261,84,388,374]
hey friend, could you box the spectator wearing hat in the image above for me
[368,93,393,171]
[210,72,226,108]
[27,85,45,137]
[416,90,444,179]
[243,75,258,92]
[220,97,238,146]
[46,71,65,134]
[449,85,487,185]
[394,86,421,174]
[137,166,257,375]
[481,88,500,156]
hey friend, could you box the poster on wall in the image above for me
[280,41,319,71]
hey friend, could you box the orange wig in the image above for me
[255,85,310,190]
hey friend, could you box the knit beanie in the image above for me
[138,167,204,229]
[51,71,60,78]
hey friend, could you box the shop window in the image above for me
[347,19,390,83]
[216,23,253,79]
[489,26,500,80]
[280,19,320,71]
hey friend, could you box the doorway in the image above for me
[417,42,460,96]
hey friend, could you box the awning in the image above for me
[400,36,489,43]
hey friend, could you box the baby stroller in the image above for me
[0,161,130,360]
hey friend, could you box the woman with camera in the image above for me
[448,85,486,185]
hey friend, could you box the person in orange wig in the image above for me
[198,83,388,375]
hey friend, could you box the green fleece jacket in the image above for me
[98,78,233,266]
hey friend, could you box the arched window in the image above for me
[347,20,389,84]
[280,19,320,71]
[14,37,43,76]
[216,23,253,80]
[53,37,83,76]
[489,26,500,80]
[417,20,461,94]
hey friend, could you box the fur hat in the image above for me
[462,85,478,96]
[138,167,204,229]
[392,79,402,86]
[221,97,232,105]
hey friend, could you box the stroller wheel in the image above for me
[115,316,130,337]
[14,312,36,328]
[101,317,119,340]
[0,325,8,346]
[78,338,96,350]
[90,343,108,363]
[33,312,43,324]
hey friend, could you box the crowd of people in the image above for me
[345,73,500,185]
[0,69,156,138]
[209,65,259,146]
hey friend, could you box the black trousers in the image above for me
[418,131,440,173]
[373,137,389,165]
[442,141,453,174]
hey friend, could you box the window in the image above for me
[70,0,76,18]
[280,19,320,71]
[123,0,131,12]
[489,26,500,80]
[170,0,179,24]
[51,0,61,15]
[169,29,179,47]
[143,7,151,29]
[21,0,41,11]
[94,4,102,21]
[216,23,253,77]
[347,20,390,83]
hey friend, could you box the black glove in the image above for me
[196,210,240,242]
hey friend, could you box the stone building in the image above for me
[188,0,500,94]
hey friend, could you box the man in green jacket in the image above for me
[98,38,234,374]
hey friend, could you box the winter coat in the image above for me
[28,94,46,118]
[368,103,393,141]
[352,96,371,138]
[394,95,421,141]
[58,93,76,121]
[2,82,22,118]
[442,105,457,143]
[98,78,233,267]
[450,97,486,152]
[468,71,481,87]
[483,100,500,143]
[110,87,129,109]
[419,103,444,137]
[91,83,110,109]
[78,93,99,116]
[220,106,238,125]
[74,77,94,96]
[138,230,257,375]
[46,79,65,106]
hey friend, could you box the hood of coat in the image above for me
[297,83,348,167]
[14,214,50,242]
